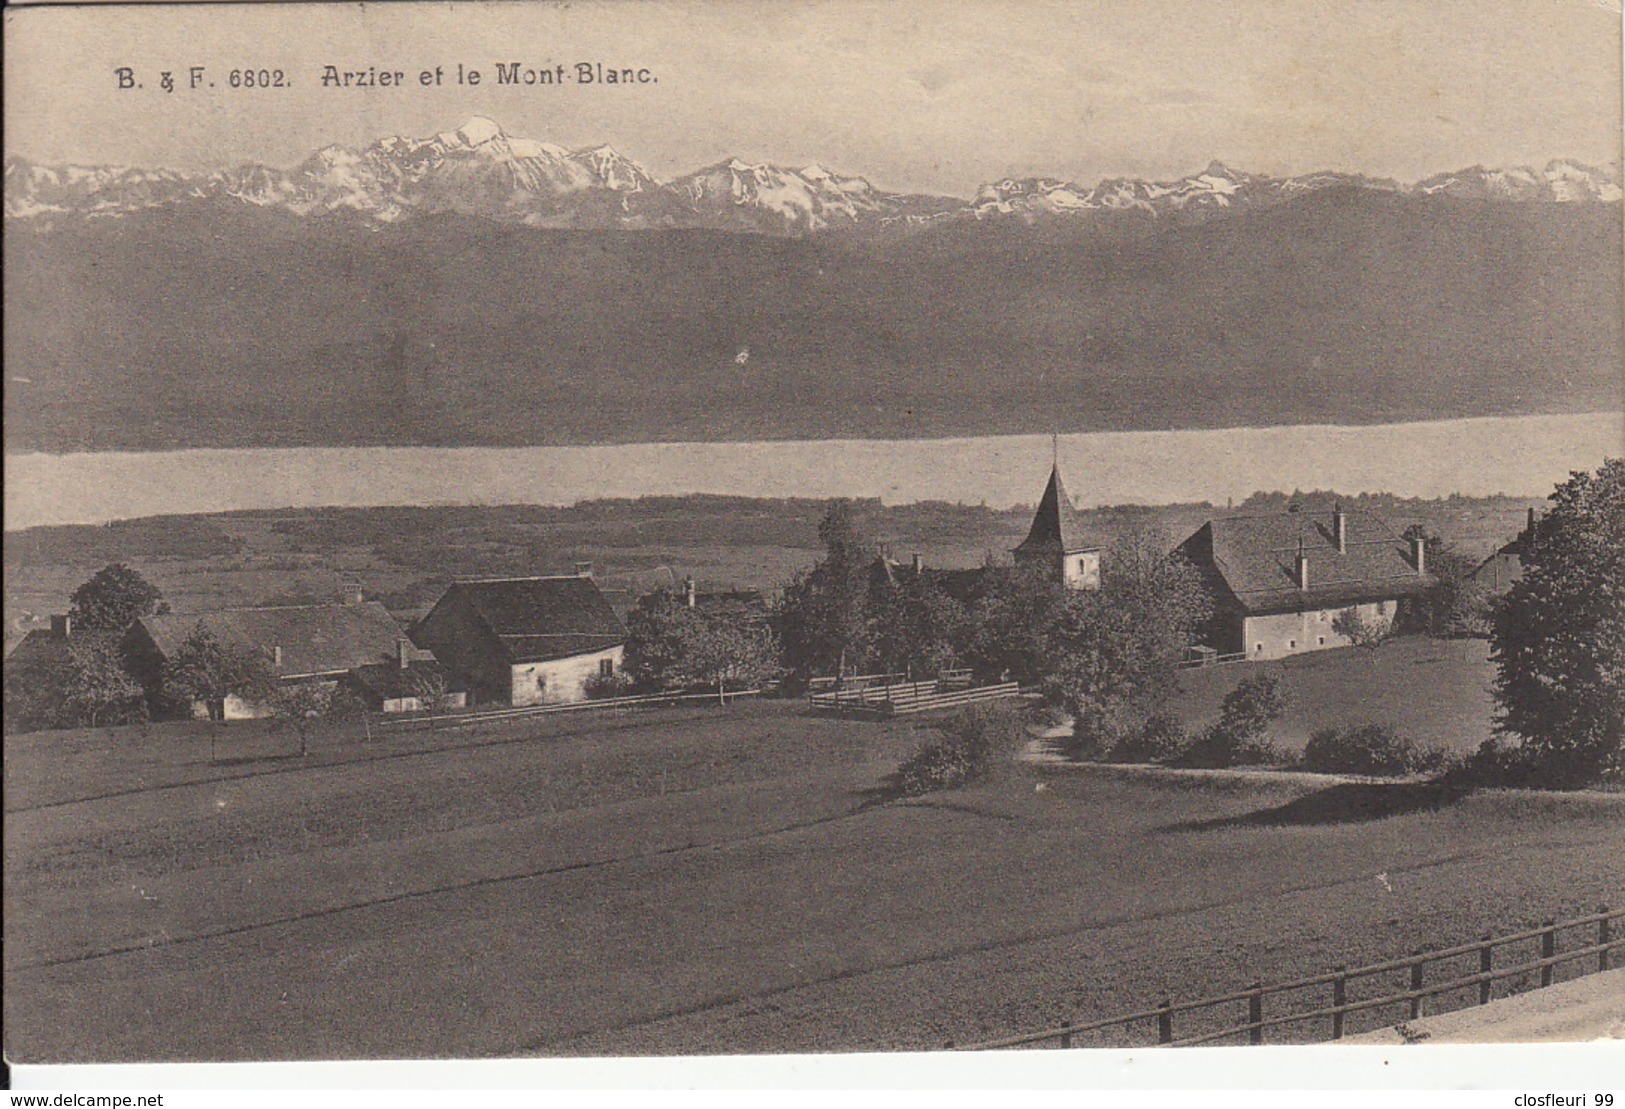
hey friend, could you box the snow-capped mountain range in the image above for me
[6,117,1620,234]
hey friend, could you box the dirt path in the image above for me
[1349,968,1625,1044]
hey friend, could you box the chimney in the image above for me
[340,581,364,606]
[398,637,412,669]
[271,645,283,667]
[50,614,72,638]
[684,576,697,609]
[1410,534,1427,576]
[574,560,594,579]
[911,552,924,575]
[1296,537,1310,591]
[1526,506,1537,534]
[1332,503,1347,554]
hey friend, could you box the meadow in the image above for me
[6,699,1621,1061]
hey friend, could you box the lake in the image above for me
[4,412,1621,531]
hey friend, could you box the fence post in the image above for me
[1158,999,1173,1045]
[1409,951,1425,1020]
[1059,1029,1072,1049]
[1540,920,1556,987]
[1248,981,1264,1045]
[1479,934,1494,1005]
[1600,907,1612,973]
[1330,968,1347,1040]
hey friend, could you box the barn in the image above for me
[410,573,629,706]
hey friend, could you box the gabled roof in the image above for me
[136,602,405,678]
[1014,466,1097,556]
[1179,509,1431,615]
[437,576,627,664]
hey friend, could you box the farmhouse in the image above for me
[411,572,628,706]
[1013,465,1102,590]
[1175,505,1433,660]
[124,600,409,719]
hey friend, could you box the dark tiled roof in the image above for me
[3,629,73,667]
[348,659,455,700]
[137,602,404,678]
[1014,466,1097,556]
[444,576,627,664]
[1184,510,1431,615]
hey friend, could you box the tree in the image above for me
[1332,606,1389,651]
[3,632,146,731]
[67,563,169,633]
[625,591,779,700]
[1175,672,1288,768]
[161,625,279,722]
[870,574,972,676]
[1490,459,1624,787]
[772,501,876,682]
[1396,525,1486,637]
[267,681,331,758]
[408,669,455,724]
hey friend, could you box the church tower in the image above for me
[1013,465,1101,590]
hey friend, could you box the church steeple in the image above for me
[1013,465,1101,589]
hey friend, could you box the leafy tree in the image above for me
[869,574,972,676]
[1333,606,1389,651]
[626,590,779,699]
[161,625,279,721]
[772,500,876,682]
[1396,526,1486,638]
[408,669,456,726]
[1491,459,1625,787]
[3,632,146,731]
[68,563,169,633]
[962,564,1070,684]
[267,681,331,757]
[1175,672,1288,768]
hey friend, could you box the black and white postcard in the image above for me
[4,0,1622,1085]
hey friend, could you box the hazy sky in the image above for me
[5,0,1621,196]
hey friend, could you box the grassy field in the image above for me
[6,699,1621,1062]
[1166,635,1499,756]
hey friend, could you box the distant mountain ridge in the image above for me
[6,116,1620,234]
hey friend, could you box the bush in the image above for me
[1109,712,1188,764]
[888,702,1024,798]
[583,670,638,700]
[1171,674,1288,768]
[1304,724,1420,776]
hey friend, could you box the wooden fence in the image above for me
[377,687,763,731]
[1176,650,1250,671]
[807,675,1023,718]
[949,905,1622,1051]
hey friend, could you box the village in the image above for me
[4,451,1622,1061]
[4,464,1520,725]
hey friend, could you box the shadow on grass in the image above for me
[1161,778,1476,832]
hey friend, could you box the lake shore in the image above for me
[5,411,1621,531]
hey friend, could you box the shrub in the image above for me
[1303,724,1424,776]
[1109,712,1188,764]
[1171,674,1288,768]
[583,670,638,700]
[888,702,1024,798]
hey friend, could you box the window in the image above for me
[1288,640,1296,649]
[1319,611,1329,622]
[599,657,615,678]
[1318,636,1326,645]
[1255,644,1263,653]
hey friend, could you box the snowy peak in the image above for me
[5,122,1621,234]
